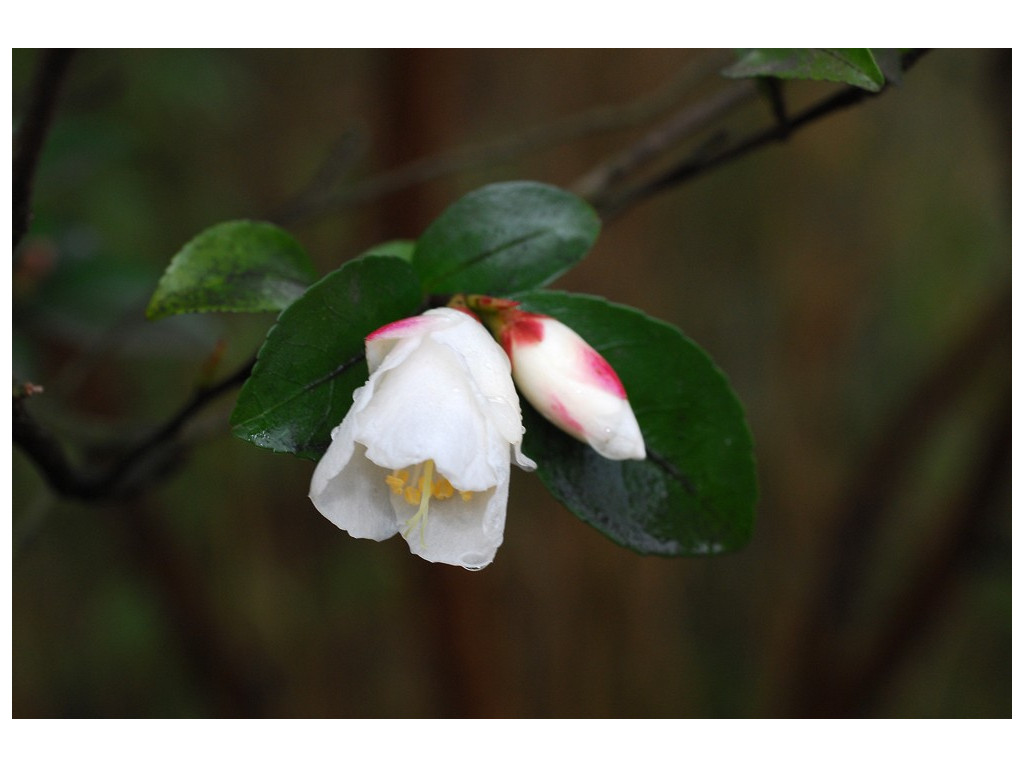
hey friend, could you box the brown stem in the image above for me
[13,49,76,250]
[13,355,255,501]
[600,49,930,218]
[570,79,757,205]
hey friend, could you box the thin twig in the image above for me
[570,79,757,204]
[281,53,730,225]
[13,355,255,501]
[268,127,368,227]
[599,49,930,219]
[13,49,75,250]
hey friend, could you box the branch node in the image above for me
[14,380,45,400]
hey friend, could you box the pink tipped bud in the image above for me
[499,309,646,461]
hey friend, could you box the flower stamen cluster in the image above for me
[386,459,475,542]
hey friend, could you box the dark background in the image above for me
[12,49,1010,717]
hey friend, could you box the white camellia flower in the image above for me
[309,307,535,570]
[497,307,646,461]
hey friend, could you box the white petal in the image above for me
[309,416,399,541]
[365,311,451,374]
[425,309,535,471]
[580,397,646,460]
[391,469,509,570]
[511,442,536,470]
[356,339,502,490]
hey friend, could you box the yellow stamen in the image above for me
[434,476,454,499]
[385,468,410,495]
[385,460,476,546]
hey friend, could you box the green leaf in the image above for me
[146,220,318,320]
[230,255,424,459]
[513,291,757,556]
[413,181,600,295]
[359,239,415,263]
[722,48,885,92]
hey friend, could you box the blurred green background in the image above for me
[12,49,1010,717]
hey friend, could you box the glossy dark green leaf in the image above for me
[230,255,423,460]
[413,181,600,295]
[358,239,415,263]
[513,291,757,556]
[146,220,318,320]
[722,48,885,92]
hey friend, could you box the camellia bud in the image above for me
[465,295,646,461]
